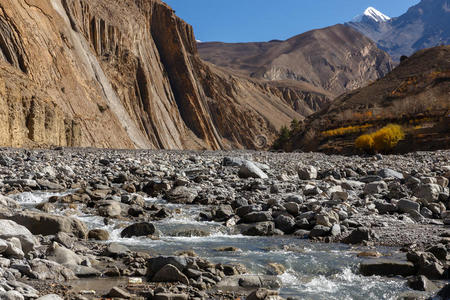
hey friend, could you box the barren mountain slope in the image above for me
[198,25,393,96]
[289,46,450,153]
[0,0,313,149]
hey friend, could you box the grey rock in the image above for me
[364,181,388,194]
[88,229,110,241]
[48,242,83,266]
[0,291,24,300]
[246,289,281,300]
[36,180,64,190]
[397,199,420,213]
[4,179,37,188]
[55,232,75,248]
[0,220,38,253]
[360,259,415,277]
[236,205,261,217]
[374,200,398,214]
[285,194,304,204]
[166,186,198,204]
[0,195,20,209]
[241,211,272,223]
[342,227,375,244]
[97,200,121,217]
[331,224,341,237]
[415,184,441,202]
[121,222,158,238]
[377,168,404,179]
[316,214,332,227]
[293,229,310,238]
[28,259,76,281]
[238,161,268,179]
[4,238,24,258]
[218,275,281,289]
[298,166,317,180]
[3,280,39,298]
[104,243,130,257]
[237,222,275,236]
[407,275,438,292]
[151,264,189,284]
[332,191,348,202]
[309,225,330,238]
[274,215,295,234]
[147,256,187,278]
[284,202,299,216]
[0,238,8,253]
[0,211,88,239]
[214,205,234,221]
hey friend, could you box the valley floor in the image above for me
[0,149,449,299]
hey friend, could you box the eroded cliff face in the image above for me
[0,0,311,149]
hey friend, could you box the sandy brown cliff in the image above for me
[289,46,450,153]
[198,25,393,97]
[0,0,314,149]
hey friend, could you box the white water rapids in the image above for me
[11,191,420,299]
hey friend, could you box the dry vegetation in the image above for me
[355,124,405,153]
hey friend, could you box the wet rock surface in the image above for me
[0,148,448,299]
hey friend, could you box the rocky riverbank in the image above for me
[0,148,449,299]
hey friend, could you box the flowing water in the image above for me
[12,192,419,300]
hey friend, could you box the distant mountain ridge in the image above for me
[348,0,450,61]
[198,25,393,98]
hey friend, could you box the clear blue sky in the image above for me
[163,0,420,43]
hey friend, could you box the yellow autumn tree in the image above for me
[355,134,374,151]
[372,124,405,152]
[355,124,405,153]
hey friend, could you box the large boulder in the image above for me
[27,259,76,281]
[360,259,415,277]
[415,184,441,202]
[97,200,121,217]
[120,222,158,238]
[0,220,38,253]
[397,199,420,213]
[1,211,88,239]
[237,222,275,236]
[147,256,187,278]
[238,161,268,179]
[341,227,376,244]
[151,264,189,284]
[274,215,295,234]
[104,243,130,258]
[377,168,404,179]
[88,229,110,241]
[47,242,83,266]
[165,186,197,204]
[309,225,330,238]
[241,211,273,223]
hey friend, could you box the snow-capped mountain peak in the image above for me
[353,7,390,23]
